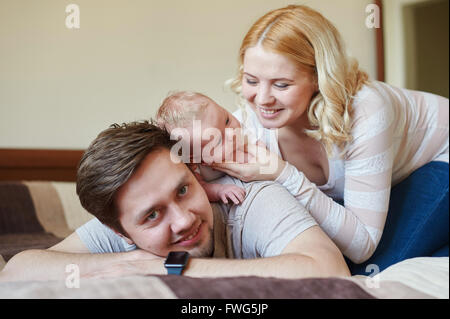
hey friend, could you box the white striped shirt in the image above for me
[236,81,449,263]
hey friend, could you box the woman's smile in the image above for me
[257,106,284,119]
[242,45,317,130]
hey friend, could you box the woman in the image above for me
[211,5,449,275]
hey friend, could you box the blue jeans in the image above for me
[346,161,449,276]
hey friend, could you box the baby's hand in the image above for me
[217,184,246,205]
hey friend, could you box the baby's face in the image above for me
[196,98,242,163]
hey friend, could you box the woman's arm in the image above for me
[212,95,395,264]
[276,96,395,264]
[209,139,287,182]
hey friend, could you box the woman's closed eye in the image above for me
[245,77,258,85]
[274,82,290,89]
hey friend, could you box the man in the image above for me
[1,121,349,281]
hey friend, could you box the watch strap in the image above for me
[166,267,183,275]
[164,251,190,276]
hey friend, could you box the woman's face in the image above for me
[241,45,317,130]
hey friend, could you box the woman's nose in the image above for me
[255,84,275,106]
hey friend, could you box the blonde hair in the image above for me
[229,5,369,156]
[156,91,210,131]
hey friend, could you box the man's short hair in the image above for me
[76,120,175,235]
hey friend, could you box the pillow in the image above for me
[0,181,93,262]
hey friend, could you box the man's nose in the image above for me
[169,203,196,234]
[255,83,275,106]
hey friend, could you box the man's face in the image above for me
[114,148,214,257]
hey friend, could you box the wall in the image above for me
[404,0,449,97]
[383,0,449,95]
[0,0,376,149]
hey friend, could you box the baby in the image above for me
[156,91,249,205]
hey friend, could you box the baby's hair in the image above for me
[156,91,211,130]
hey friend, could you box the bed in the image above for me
[0,148,448,299]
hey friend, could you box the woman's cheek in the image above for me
[241,83,255,103]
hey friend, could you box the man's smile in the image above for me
[173,221,203,247]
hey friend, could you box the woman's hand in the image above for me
[209,139,287,182]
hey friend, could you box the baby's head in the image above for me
[157,91,242,163]
[157,91,205,132]
[157,91,240,131]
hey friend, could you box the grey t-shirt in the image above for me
[76,176,317,259]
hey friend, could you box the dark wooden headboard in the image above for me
[0,148,84,182]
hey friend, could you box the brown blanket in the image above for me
[0,275,375,299]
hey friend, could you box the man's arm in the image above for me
[183,225,350,278]
[181,181,351,278]
[0,232,160,282]
[64,225,349,280]
[186,181,350,278]
[1,227,348,282]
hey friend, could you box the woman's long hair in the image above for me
[229,5,369,156]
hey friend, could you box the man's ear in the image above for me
[112,229,135,245]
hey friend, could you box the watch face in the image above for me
[165,251,189,267]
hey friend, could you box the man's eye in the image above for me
[178,185,188,196]
[147,210,160,221]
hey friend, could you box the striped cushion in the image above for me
[0,181,92,263]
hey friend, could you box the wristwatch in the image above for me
[164,251,190,275]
